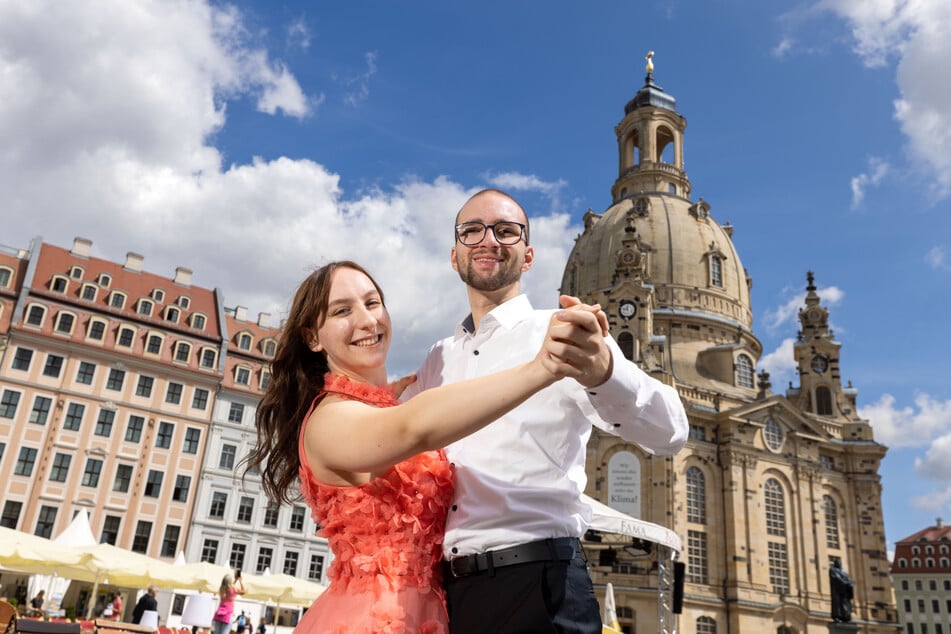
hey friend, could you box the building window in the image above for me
[136,375,154,397]
[138,299,153,316]
[710,255,723,287]
[1,389,21,418]
[219,445,237,470]
[200,539,219,564]
[49,453,71,482]
[165,307,180,323]
[264,504,279,528]
[264,340,277,357]
[237,496,254,523]
[63,402,85,431]
[177,296,190,310]
[106,368,125,391]
[132,521,152,553]
[152,288,165,303]
[35,506,58,538]
[192,388,209,410]
[29,396,53,425]
[82,458,103,487]
[289,506,306,532]
[308,555,325,581]
[26,305,46,326]
[200,348,217,368]
[238,333,252,351]
[87,320,107,341]
[174,342,191,363]
[76,361,96,385]
[101,516,121,545]
[43,354,64,378]
[109,292,126,309]
[55,312,75,334]
[283,551,299,576]
[816,386,834,416]
[146,334,162,354]
[819,454,834,470]
[80,284,97,301]
[125,415,145,442]
[156,421,174,448]
[687,529,708,584]
[696,616,717,634]
[736,354,754,388]
[765,478,786,536]
[51,276,69,292]
[228,402,245,423]
[0,267,10,287]
[1,501,23,529]
[117,327,135,347]
[161,525,181,557]
[256,547,273,575]
[686,466,706,524]
[69,266,84,279]
[824,495,840,549]
[113,464,133,492]
[192,314,206,331]
[235,367,251,385]
[229,544,246,571]
[14,447,38,476]
[98,274,111,287]
[12,347,33,371]
[183,428,200,454]
[261,371,271,390]
[689,424,707,441]
[172,475,191,502]
[764,418,784,450]
[209,492,227,519]
[95,409,115,437]
[166,382,183,404]
[768,541,790,594]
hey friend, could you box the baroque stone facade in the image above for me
[568,67,897,634]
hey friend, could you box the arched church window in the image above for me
[816,386,833,416]
[735,354,753,388]
[824,495,840,549]
[765,479,786,536]
[696,616,716,634]
[656,125,674,163]
[617,331,634,361]
[686,466,706,524]
[710,255,723,287]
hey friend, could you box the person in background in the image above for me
[256,618,266,634]
[235,610,248,634]
[403,188,689,633]
[211,571,245,634]
[27,590,45,617]
[131,585,158,625]
[102,592,122,621]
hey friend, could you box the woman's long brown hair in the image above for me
[244,261,385,505]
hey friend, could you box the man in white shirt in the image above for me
[403,188,688,633]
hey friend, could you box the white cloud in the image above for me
[926,246,948,270]
[772,37,794,58]
[859,392,951,449]
[915,432,951,481]
[816,0,951,197]
[344,51,378,107]
[486,172,567,197]
[758,338,798,390]
[287,17,311,50]
[850,156,890,208]
[763,285,844,331]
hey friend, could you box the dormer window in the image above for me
[87,319,107,341]
[69,266,84,279]
[200,347,217,369]
[263,340,277,357]
[191,314,206,331]
[117,327,135,347]
[51,275,69,293]
[25,304,46,327]
[235,366,251,385]
[138,299,154,317]
[55,311,76,334]
[145,334,163,355]
[98,273,112,287]
[735,354,754,388]
[238,333,252,351]
[81,284,98,301]
[151,288,165,303]
[109,292,126,309]
[178,296,191,310]
[165,307,180,323]
[174,342,191,363]
[0,267,12,288]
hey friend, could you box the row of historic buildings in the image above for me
[0,238,329,605]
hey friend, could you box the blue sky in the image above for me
[1,0,949,552]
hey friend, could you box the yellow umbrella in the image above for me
[0,527,90,576]
[242,572,324,607]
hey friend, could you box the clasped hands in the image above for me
[538,295,613,388]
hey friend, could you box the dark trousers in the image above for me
[445,550,601,633]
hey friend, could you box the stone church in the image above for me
[567,63,897,633]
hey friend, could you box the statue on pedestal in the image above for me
[829,557,854,623]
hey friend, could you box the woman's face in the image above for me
[313,267,391,381]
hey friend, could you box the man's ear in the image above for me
[450,246,459,272]
[521,245,534,272]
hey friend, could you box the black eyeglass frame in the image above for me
[454,221,527,246]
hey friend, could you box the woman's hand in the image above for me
[536,297,612,386]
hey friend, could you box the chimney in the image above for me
[257,312,271,328]
[938,518,944,529]
[124,252,144,272]
[71,237,93,258]
[234,306,248,322]
[174,266,193,286]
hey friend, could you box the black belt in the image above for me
[445,537,580,579]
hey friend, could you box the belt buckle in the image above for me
[448,556,467,578]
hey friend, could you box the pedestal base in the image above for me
[828,622,859,634]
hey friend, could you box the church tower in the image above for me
[566,55,896,633]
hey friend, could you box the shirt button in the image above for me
[473,350,480,356]
[451,505,458,511]
[451,547,458,554]
[588,391,597,396]
[450,462,455,467]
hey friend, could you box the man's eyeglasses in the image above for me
[455,221,526,246]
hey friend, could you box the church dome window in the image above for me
[735,354,754,388]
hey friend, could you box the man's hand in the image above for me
[540,295,613,388]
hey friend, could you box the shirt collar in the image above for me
[455,294,534,337]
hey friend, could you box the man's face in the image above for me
[451,192,533,293]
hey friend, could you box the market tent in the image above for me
[28,510,98,610]
[583,494,682,552]
[242,572,323,607]
[0,527,90,577]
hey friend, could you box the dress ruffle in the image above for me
[296,373,453,633]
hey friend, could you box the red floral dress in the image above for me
[295,374,454,634]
